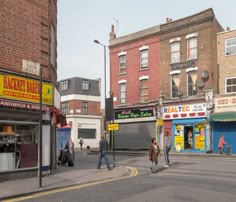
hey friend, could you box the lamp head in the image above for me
[94,40,100,44]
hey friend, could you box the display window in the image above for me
[0,121,38,171]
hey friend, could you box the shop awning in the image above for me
[210,112,236,122]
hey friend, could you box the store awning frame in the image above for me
[210,112,236,122]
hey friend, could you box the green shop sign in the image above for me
[114,107,155,120]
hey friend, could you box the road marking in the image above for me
[2,166,138,202]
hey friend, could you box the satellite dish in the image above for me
[201,70,209,82]
[197,81,205,89]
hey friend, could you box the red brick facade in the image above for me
[0,0,57,84]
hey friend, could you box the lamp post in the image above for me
[94,40,107,133]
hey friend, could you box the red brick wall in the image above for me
[0,0,57,85]
[109,35,160,107]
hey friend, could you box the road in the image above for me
[8,152,236,202]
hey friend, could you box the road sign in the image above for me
[108,123,119,131]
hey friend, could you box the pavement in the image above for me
[0,149,235,201]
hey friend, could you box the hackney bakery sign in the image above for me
[114,107,155,120]
[171,60,196,71]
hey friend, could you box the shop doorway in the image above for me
[184,126,193,150]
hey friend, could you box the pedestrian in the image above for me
[64,137,74,167]
[79,137,85,150]
[149,138,160,173]
[218,135,227,154]
[164,131,172,168]
[97,134,112,170]
[187,129,193,149]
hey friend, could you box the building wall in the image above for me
[109,35,160,108]
[217,29,236,95]
[0,0,57,84]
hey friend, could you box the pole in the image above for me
[39,67,43,187]
[104,45,107,136]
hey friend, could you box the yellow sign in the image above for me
[174,136,184,150]
[108,123,119,131]
[0,73,53,105]
[195,135,205,150]
[157,119,163,127]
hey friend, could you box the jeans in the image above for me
[164,146,170,165]
[97,151,110,169]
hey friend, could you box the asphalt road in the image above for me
[12,152,236,202]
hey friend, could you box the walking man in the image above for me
[97,134,112,170]
[164,131,171,168]
[218,134,227,154]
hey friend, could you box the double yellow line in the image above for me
[2,166,138,202]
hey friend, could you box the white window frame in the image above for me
[225,77,236,94]
[139,46,149,69]
[119,83,126,104]
[82,102,88,114]
[187,37,197,60]
[60,80,68,91]
[187,72,197,96]
[61,102,69,115]
[82,80,89,90]
[225,37,236,56]
[139,76,149,102]
[119,55,126,74]
[171,42,180,63]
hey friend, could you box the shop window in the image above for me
[61,102,69,114]
[82,102,88,115]
[78,128,96,139]
[171,42,180,63]
[119,83,126,104]
[140,79,148,102]
[225,77,236,94]
[225,37,236,56]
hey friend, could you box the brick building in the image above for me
[109,8,224,151]
[0,0,60,179]
[57,77,102,149]
[210,29,236,154]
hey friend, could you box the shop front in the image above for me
[0,72,54,180]
[114,107,156,150]
[211,96,236,154]
[163,103,208,152]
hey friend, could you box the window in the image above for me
[119,83,126,104]
[225,77,236,94]
[61,102,69,114]
[140,79,148,102]
[187,73,197,96]
[82,80,89,90]
[187,37,197,60]
[140,50,148,69]
[119,55,126,74]
[82,102,88,114]
[225,37,236,56]
[50,24,56,67]
[78,128,96,139]
[171,78,178,98]
[60,80,68,91]
[171,42,180,63]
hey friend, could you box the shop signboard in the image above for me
[163,103,206,120]
[0,73,53,105]
[214,96,236,112]
[114,107,155,120]
[174,124,184,150]
[108,123,119,131]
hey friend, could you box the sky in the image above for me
[57,0,236,102]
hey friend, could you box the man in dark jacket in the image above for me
[97,134,111,170]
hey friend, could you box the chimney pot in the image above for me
[226,26,231,31]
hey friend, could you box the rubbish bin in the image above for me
[226,146,232,155]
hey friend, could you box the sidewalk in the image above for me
[0,165,130,201]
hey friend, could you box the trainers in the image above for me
[108,167,112,171]
[164,165,169,168]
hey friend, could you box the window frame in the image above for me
[60,80,68,91]
[187,37,198,60]
[119,55,126,74]
[119,83,126,104]
[61,102,69,115]
[225,37,236,56]
[171,77,178,98]
[171,42,180,64]
[140,79,149,102]
[82,80,89,91]
[78,128,96,139]
[82,102,88,115]
[187,73,197,96]
[225,77,236,94]
[140,49,148,69]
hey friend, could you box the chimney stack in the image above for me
[109,24,116,40]
[226,26,231,31]
[166,18,173,23]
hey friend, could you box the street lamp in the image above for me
[94,40,107,133]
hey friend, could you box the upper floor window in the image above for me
[225,37,236,56]
[187,73,197,96]
[50,24,56,68]
[119,83,126,104]
[82,80,89,90]
[60,80,68,91]
[171,78,178,98]
[118,52,126,74]
[61,102,69,115]
[140,77,149,102]
[171,42,180,63]
[139,46,149,69]
[82,102,88,114]
[225,77,236,94]
[187,37,197,60]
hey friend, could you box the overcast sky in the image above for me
[57,0,236,102]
